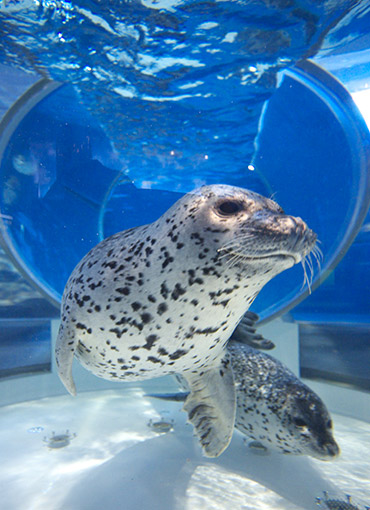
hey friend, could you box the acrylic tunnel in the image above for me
[0,60,369,323]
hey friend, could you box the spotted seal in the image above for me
[228,341,339,459]
[150,333,340,460]
[55,184,317,457]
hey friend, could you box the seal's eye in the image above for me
[327,419,333,429]
[217,200,243,215]
[293,417,307,427]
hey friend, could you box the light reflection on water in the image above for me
[1,1,369,189]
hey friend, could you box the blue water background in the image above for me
[0,0,369,190]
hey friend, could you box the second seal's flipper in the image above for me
[182,353,236,458]
[231,311,275,350]
[55,321,77,396]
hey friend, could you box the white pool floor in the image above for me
[0,388,369,510]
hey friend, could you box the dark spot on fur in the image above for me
[88,281,102,291]
[109,328,125,338]
[160,282,169,299]
[162,255,174,269]
[171,283,186,301]
[169,349,188,360]
[157,302,168,315]
[143,334,158,350]
[189,277,204,286]
[141,313,152,324]
[76,322,87,330]
[78,341,91,353]
[116,287,130,295]
[147,356,162,364]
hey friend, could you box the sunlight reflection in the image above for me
[352,88,370,130]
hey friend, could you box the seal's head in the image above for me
[162,184,317,288]
[278,383,340,460]
[228,342,339,461]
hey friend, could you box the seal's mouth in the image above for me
[217,249,300,265]
[218,240,323,294]
[310,440,340,461]
[243,253,298,263]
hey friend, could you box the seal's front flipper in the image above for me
[231,311,275,350]
[182,353,236,458]
[55,322,77,396]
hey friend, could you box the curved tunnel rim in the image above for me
[0,78,63,310]
[258,59,370,324]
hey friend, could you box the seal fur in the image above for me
[150,338,340,460]
[229,342,339,459]
[55,184,317,457]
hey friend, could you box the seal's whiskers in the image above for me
[218,235,258,268]
[218,234,255,254]
[227,252,245,269]
[312,244,323,272]
[301,258,311,293]
[306,253,314,284]
[300,241,323,293]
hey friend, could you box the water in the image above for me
[1,0,369,189]
[0,1,370,509]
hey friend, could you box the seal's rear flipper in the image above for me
[231,311,275,350]
[55,322,77,396]
[182,353,236,458]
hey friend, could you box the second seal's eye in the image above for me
[217,200,243,215]
[293,417,307,427]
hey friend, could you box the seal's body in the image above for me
[150,340,339,460]
[229,342,339,459]
[56,184,317,457]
